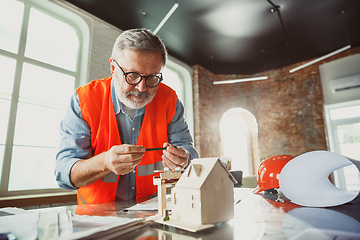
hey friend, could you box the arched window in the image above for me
[162,66,184,104]
[219,108,260,177]
[162,57,194,137]
[0,0,89,196]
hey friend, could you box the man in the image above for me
[55,28,198,204]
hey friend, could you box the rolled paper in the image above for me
[279,150,360,207]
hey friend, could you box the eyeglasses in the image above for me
[113,59,163,88]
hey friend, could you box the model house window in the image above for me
[324,100,360,192]
[219,108,260,176]
[0,0,88,196]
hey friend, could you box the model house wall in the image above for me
[171,158,236,225]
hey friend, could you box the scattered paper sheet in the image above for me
[0,207,27,215]
[37,211,59,240]
[0,211,39,240]
[0,207,143,240]
[126,195,172,211]
[279,151,360,207]
[59,211,73,237]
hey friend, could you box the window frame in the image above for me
[166,56,195,137]
[324,99,360,190]
[0,0,89,198]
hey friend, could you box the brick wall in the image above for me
[87,20,122,81]
[192,46,360,161]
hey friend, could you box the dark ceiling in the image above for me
[65,0,360,75]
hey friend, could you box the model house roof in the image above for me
[175,158,237,189]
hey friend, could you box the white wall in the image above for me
[319,54,360,105]
[53,0,123,83]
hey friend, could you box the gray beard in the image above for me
[125,90,150,98]
[116,88,156,109]
[113,76,157,109]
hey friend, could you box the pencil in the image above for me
[146,147,167,151]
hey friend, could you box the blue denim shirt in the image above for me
[55,79,198,200]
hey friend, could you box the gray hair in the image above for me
[111,28,167,66]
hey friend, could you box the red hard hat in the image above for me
[253,155,294,194]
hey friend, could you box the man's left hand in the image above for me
[162,142,189,171]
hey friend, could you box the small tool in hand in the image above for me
[146,147,167,151]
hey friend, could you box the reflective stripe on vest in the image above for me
[77,194,86,204]
[102,172,118,183]
[76,77,177,204]
[137,161,164,176]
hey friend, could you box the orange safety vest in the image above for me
[75,77,177,204]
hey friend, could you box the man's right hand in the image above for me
[70,144,145,188]
[104,144,145,175]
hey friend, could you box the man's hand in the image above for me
[162,142,189,171]
[105,144,145,175]
[71,144,145,188]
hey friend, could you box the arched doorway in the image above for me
[219,108,260,176]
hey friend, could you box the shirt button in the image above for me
[133,170,136,173]
[132,127,135,131]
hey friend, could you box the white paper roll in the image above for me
[279,150,360,207]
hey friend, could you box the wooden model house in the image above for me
[168,157,237,231]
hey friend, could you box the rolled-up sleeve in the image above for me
[55,91,93,190]
[168,98,199,161]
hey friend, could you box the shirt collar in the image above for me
[111,78,146,117]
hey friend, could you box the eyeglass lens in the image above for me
[113,59,162,87]
[125,72,161,87]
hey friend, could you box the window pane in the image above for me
[0,55,17,99]
[341,165,360,192]
[0,0,24,53]
[13,102,66,148]
[9,146,58,190]
[19,63,75,108]
[330,105,360,120]
[337,123,360,159]
[162,67,184,104]
[25,8,79,71]
[337,122,360,191]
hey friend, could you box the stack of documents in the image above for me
[60,215,143,240]
[0,207,144,240]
